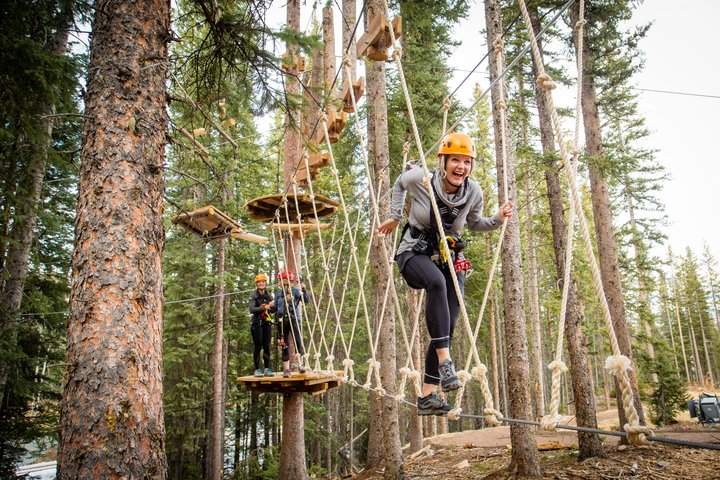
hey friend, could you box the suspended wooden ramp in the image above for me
[237,371,342,396]
[171,205,268,244]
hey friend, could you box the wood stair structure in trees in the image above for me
[171,205,268,244]
[356,14,402,61]
[295,149,332,187]
[339,76,365,113]
[244,193,339,232]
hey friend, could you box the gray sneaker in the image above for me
[417,392,452,416]
[438,359,461,392]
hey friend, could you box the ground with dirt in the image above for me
[355,388,720,479]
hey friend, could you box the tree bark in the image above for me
[571,3,645,429]
[365,0,402,475]
[408,289,423,453]
[209,238,226,480]
[279,1,308,478]
[342,0,358,87]
[530,6,605,460]
[57,0,169,477]
[484,0,540,475]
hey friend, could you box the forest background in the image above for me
[0,0,719,478]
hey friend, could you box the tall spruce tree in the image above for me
[57,0,170,476]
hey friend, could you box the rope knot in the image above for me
[493,37,503,53]
[497,99,507,111]
[402,141,410,156]
[392,47,402,61]
[448,408,462,421]
[399,367,411,376]
[624,424,653,445]
[457,369,473,385]
[442,96,452,111]
[536,73,556,91]
[394,393,405,403]
[325,354,335,362]
[342,54,351,67]
[422,173,432,187]
[342,358,354,367]
[484,407,503,426]
[540,413,561,431]
[320,112,328,123]
[574,19,587,30]
[471,364,488,379]
[605,354,631,375]
[547,360,568,374]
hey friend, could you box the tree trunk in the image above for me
[669,255,691,382]
[408,289,424,453]
[342,0,358,86]
[488,240,500,408]
[524,172,545,420]
[365,0,402,475]
[688,313,704,384]
[571,3,645,429]
[279,1,308,478]
[57,0,169,477]
[697,302,714,387]
[530,6,604,460]
[209,239,226,479]
[517,69,545,420]
[484,0,540,474]
[0,3,73,394]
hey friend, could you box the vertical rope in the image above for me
[516,0,651,444]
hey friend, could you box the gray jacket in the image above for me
[390,168,502,256]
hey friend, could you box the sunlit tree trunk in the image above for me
[57,0,169,476]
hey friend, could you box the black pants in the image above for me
[399,252,464,385]
[278,315,305,363]
[251,321,272,370]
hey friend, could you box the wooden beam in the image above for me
[230,231,269,245]
[356,13,386,60]
[269,222,331,232]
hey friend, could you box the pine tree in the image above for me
[57,0,170,476]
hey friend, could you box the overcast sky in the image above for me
[266,0,719,263]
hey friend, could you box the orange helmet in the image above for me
[278,270,294,282]
[437,132,476,159]
[255,273,267,283]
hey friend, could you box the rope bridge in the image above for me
[237,0,719,453]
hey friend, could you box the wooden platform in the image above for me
[237,371,343,396]
[171,205,268,244]
[244,193,340,222]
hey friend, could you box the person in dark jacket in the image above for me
[248,273,275,377]
[275,270,310,377]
